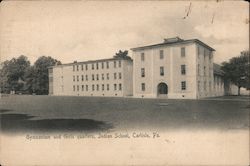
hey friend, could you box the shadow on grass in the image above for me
[0,113,113,134]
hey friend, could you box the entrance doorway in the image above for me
[157,82,168,97]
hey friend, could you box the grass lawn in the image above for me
[0,95,249,134]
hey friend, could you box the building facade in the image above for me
[49,56,133,97]
[131,37,230,99]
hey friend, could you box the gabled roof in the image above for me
[131,37,215,51]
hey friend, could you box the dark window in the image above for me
[181,81,186,90]
[107,73,109,80]
[119,72,122,79]
[114,61,117,68]
[86,85,88,91]
[160,66,164,76]
[85,64,88,70]
[73,76,75,82]
[77,85,79,91]
[92,74,94,81]
[81,64,84,71]
[181,47,185,57]
[141,83,145,91]
[102,74,104,80]
[118,61,121,67]
[114,73,117,80]
[82,85,84,91]
[141,53,145,61]
[92,64,94,70]
[73,85,75,91]
[92,84,95,91]
[96,84,99,91]
[77,75,79,82]
[181,65,186,75]
[85,75,88,81]
[77,65,79,71]
[160,50,164,59]
[119,83,122,91]
[107,84,109,91]
[102,84,104,91]
[106,62,109,69]
[96,74,99,80]
[141,68,145,77]
[82,75,84,81]
[73,65,75,71]
[114,84,117,90]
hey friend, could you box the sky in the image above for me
[0,1,249,64]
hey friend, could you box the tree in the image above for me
[113,50,131,60]
[0,55,31,93]
[32,56,61,95]
[221,50,250,95]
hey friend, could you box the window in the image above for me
[198,46,201,57]
[92,74,94,81]
[92,84,95,91]
[77,75,79,82]
[96,74,99,80]
[181,65,186,75]
[96,84,99,91]
[81,64,84,71]
[114,84,117,90]
[73,76,75,82]
[81,75,84,81]
[107,84,109,91]
[85,75,88,81]
[114,73,117,79]
[107,73,109,80]
[101,62,104,69]
[102,74,104,80]
[73,65,75,71]
[198,81,200,91]
[119,83,122,91]
[181,47,185,57]
[181,81,186,90]
[204,81,207,91]
[160,66,164,76]
[106,62,109,69]
[73,85,75,91]
[82,85,84,91]
[198,64,200,75]
[141,68,145,77]
[102,84,104,91]
[141,83,145,91]
[96,63,99,70]
[92,63,94,70]
[86,85,88,91]
[85,64,88,70]
[119,72,122,79]
[204,66,206,76]
[141,52,145,61]
[114,61,117,68]
[118,61,121,67]
[160,50,164,59]
[77,85,79,91]
[77,65,79,71]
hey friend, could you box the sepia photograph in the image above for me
[0,0,249,165]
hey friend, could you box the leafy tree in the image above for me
[113,50,131,60]
[32,56,61,95]
[221,50,250,95]
[0,55,30,93]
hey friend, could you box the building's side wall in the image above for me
[123,60,133,96]
[213,74,225,96]
[196,44,214,98]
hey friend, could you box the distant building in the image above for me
[49,37,237,99]
[49,56,133,97]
